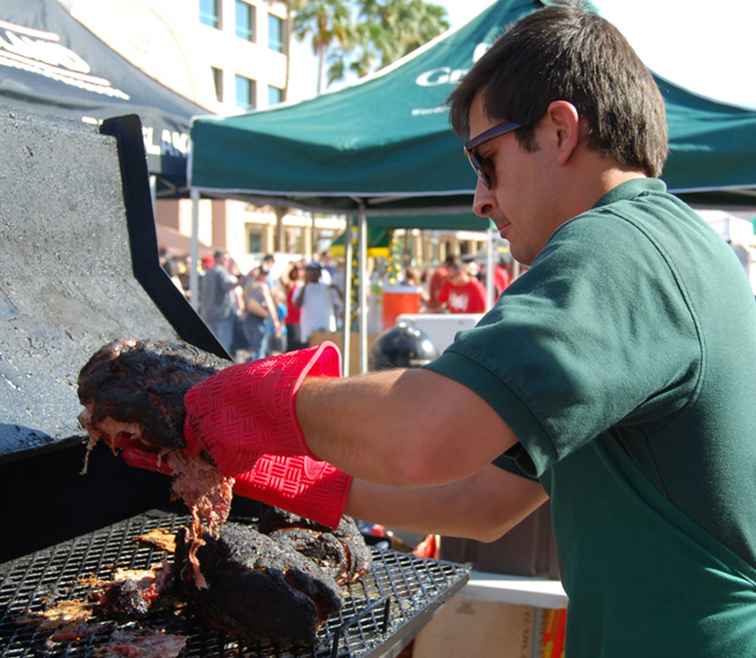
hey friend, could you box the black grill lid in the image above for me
[0,109,225,459]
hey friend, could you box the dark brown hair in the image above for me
[448,2,668,176]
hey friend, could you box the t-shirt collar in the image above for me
[592,177,667,210]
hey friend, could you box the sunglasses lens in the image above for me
[466,148,493,188]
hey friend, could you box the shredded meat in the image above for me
[95,629,187,658]
[135,529,176,554]
[23,599,93,630]
[165,451,234,588]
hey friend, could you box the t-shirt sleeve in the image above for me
[425,214,701,477]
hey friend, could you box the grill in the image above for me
[0,111,471,657]
[0,512,469,657]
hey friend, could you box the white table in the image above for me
[462,571,568,609]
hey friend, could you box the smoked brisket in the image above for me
[77,338,226,453]
[174,523,342,645]
[259,507,372,584]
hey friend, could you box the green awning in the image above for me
[329,226,392,257]
[190,0,756,213]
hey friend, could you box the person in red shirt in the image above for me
[494,257,513,297]
[428,254,458,311]
[438,261,487,313]
[284,262,306,351]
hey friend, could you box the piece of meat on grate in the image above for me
[259,507,373,584]
[98,562,174,619]
[174,522,342,645]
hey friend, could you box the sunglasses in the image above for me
[464,119,522,189]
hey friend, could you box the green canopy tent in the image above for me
[189,0,756,369]
[330,225,392,258]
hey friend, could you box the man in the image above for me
[123,5,756,656]
[438,259,487,313]
[293,261,338,344]
[428,254,457,310]
[260,253,278,290]
[198,250,240,354]
[493,256,512,296]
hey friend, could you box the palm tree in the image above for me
[349,0,449,77]
[282,0,306,103]
[292,1,353,96]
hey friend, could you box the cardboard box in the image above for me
[413,597,535,658]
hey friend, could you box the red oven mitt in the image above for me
[121,448,352,528]
[120,342,350,528]
[182,342,341,473]
[233,454,352,528]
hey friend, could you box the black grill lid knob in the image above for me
[370,323,439,370]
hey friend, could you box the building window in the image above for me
[211,67,223,102]
[247,225,263,254]
[199,0,221,29]
[268,85,284,106]
[235,75,256,110]
[285,227,304,255]
[268,14,285,53]
[235,0,255,41]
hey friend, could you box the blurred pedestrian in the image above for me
[428,254,457,311]
[438,260,487,313]
[242,266,281,361]
[199,250,240,354]
[284,262,306,351]
[494,256,512,297]
[293,261,338,345]
[260,253,277,290]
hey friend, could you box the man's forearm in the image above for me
[346,465,548,542]
[296,368,517,487]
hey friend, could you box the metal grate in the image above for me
[0,512,469,657]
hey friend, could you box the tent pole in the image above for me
[358,202,369,374]
[189,188,200,310]
[486,227,495,309]
[342,214,354,377]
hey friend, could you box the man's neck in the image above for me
[559,163,648,223]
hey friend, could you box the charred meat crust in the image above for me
[258,507,373,583]
[175,524,342,645]
[77,339,227,451]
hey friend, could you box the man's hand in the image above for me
[116,343,349,527]
[183,342,341,476]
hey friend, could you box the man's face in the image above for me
[468,93,560,265]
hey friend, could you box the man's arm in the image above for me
[347,464,548,542]
[297,367,518,487]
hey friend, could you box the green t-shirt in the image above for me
[427,178,756,657]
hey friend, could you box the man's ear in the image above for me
[545,100,581,165]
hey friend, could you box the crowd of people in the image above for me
[159,246,517,361]
[185,250,343,360]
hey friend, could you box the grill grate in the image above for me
[0,512,469,657]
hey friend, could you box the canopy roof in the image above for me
[0,0,208,192]
[190,0,756,214]
[328,211,492,256]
